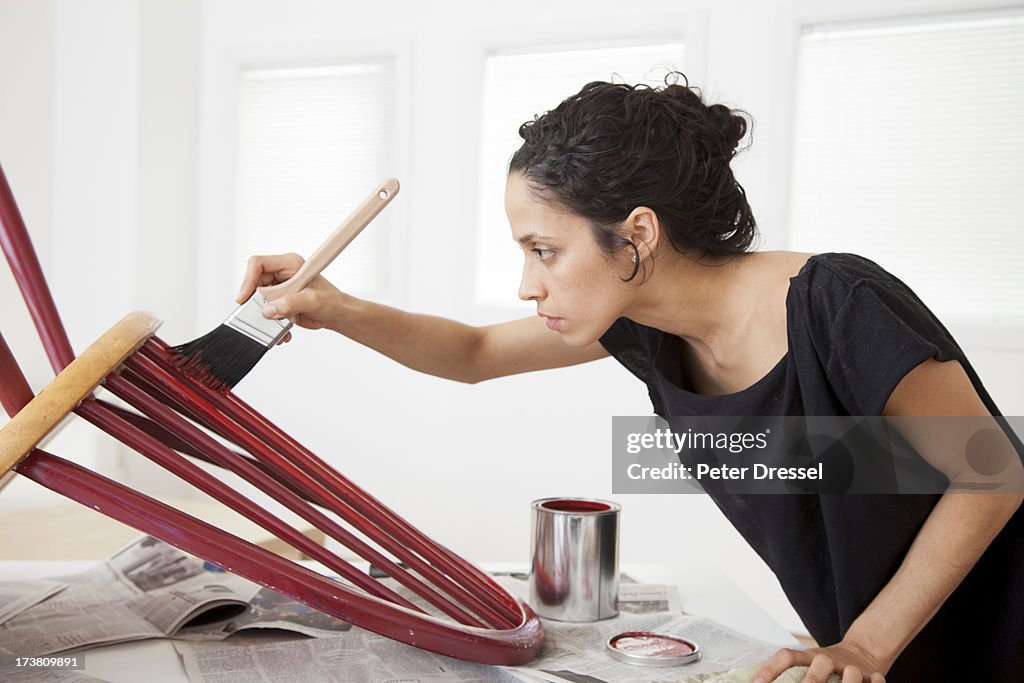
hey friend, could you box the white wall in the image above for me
[1,0,1021,636]
[0,0,55,393]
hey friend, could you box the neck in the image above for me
[623,250,756,357]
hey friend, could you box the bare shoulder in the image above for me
[474,316,609,381]
[738,251,818,378]
[739,250,817,309]
[759,250,818,278]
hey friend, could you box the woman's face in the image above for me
[505,172,633,346]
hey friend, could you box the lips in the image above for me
[539,312,562,331]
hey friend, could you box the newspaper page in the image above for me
[0,646,109,683]
[0,562,160,654]
[109,537,354,640]
[176,572,786,683]
[499,573,782,683]
[216,586,356,639]
[0,535,361,656]
[677,662,840,683]
[3,671,110,683]
[174,632,527,683]
[107,535,262,635]
[0,537,259,654]
[0,580,67,626]
[510,610,779,682]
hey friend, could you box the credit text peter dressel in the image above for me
[626,462,823,481]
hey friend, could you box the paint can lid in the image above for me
[606,631,701,667]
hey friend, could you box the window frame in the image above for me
[196,36,414,327]
[459,12,709,323]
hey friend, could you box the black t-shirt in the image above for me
[599,253,1023,680]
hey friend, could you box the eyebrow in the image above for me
[515,232,555,245]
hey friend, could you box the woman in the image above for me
[239,77,1023,682]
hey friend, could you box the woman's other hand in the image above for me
[751,638,888,683]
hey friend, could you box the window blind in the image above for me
[236,62,395,297]
[475,42,686,306]
[789,11,1024,324]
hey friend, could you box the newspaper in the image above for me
[512,614,780,682]
[174,633,527,683]
[0,536,261,654]
[1,538,796,681]
[176,573,786,683]
[677,662,840,683]
[3,671,109,683]
[0,535,372,654]
[503,574,780,683]
[0,580,67,626]
[0,646,109,683]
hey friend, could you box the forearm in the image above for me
[327,293,485,383]
[844,491,1023,668]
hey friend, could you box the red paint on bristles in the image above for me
[170,324,270,392]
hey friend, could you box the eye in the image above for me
[532,247,554,262]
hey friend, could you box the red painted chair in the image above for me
[0,163,543,665]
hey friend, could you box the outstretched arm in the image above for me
[238,253,609,384]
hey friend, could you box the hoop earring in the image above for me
[622,242,641,282]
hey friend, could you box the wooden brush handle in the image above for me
[258,177,400,301]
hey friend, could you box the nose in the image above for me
[518,258,545,302]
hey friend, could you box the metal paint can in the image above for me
[528,497,621,622]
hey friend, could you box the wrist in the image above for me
[842,620,900,673]
[326,291,361,335]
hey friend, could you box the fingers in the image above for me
[840,663,862,683]
[261,290,333,331]
[756,646,885,683]
[801,654,835,682]
[841,664,884,682]
[753,648,806,682]
[236,253,305,303]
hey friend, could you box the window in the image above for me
[475,42,686,306]
[235,62,395,297]
[789,11,1024,323]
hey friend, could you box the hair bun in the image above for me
[707,103,749,157]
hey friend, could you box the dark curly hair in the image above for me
[508,73,756,278]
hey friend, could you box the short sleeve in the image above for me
[824,279,965,415]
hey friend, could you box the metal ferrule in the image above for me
[224,292,292,348]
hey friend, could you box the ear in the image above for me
[622,206,661,260]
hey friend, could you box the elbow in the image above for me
[455,366,496,385]
[456,328,495,385]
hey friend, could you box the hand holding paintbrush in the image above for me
[172,178,400,391]
[234,252,349,342]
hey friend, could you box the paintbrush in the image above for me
[172,178,400,391]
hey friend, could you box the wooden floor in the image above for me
[0,498,324,561]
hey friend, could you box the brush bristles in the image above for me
[171,325,269,392]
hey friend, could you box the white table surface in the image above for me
[0,559,796,682]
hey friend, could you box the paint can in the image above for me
[528,497,620,621]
